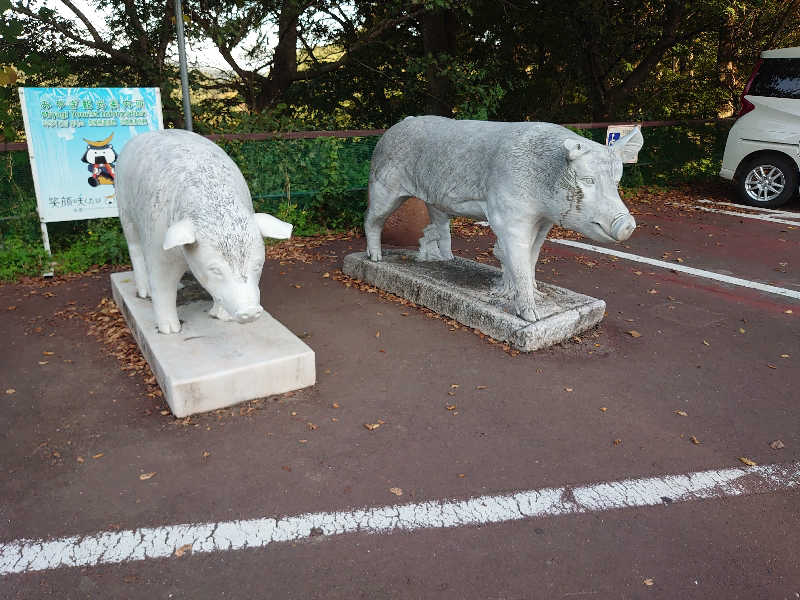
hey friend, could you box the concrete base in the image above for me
[343,250,605,352]
[111,272,315,417]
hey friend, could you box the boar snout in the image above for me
[234,305,264,323]
[610,213,636,242]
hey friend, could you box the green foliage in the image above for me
[50,219,129,274]
[0,237,47,280]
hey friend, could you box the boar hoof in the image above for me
[209,302,234,321]
[367,246,382,262]
[157,317,182,334]
[517,306,540,323]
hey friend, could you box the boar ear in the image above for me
[612,127,644,163]
[564,138,591,162]
[254,213,293,239]
[163,219,196,250]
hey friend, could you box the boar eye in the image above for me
[581,177,595,185]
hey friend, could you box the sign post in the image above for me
[605,124,641,163]
[18,87,164,268]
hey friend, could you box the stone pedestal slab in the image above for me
[343,250,605,352]
[111,272,315,417]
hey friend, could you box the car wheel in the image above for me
[736,155,799,208]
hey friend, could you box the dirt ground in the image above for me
[1,185,799,599]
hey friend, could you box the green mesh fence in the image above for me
[1,122,732,246]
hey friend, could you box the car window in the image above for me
[749,58,800,99]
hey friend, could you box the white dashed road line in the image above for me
[696,199,800,219]
[550,238,800,300]
[669,201,800,226]
[2,462,799,576]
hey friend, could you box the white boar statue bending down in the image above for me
[115,129,293,334]
[364,116,643,322]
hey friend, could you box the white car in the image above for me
[720,46,800,208]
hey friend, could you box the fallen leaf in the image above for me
[445,404,456,411]
[450,384,459,389]
[627,330,642,338]
[52,451,61,458]
[643,578,654,586]
[331,417,338,422]
[447,391,456,396]
[139,472,156,480]
[702,340,709,346]
[202,451,211,458]
[600,407,608,412]
[42,351,54,356]
[739,457,757,466]
[290,411,297,416]
[676,257,684,263]
[769,440,785,450]
[690,436,701,445]
[160,410,170,416]
[458,473,466,478]
[322,272,330,278]
[298,439,308,443]
[332,403,340,409]
[76,456,84,463]
[564,387,573,392]
[174,544,192,557]
[389,487,403,496]
[674,410,688,417]
[613,439,622,446]
[633,270,642,276]
[307,422,318,430]
[785,309,793,314]
[780,354,790,359]
[92,453,104,459]
[5,388,15,394]
[647,289,658,294]
[476,385,488,390]
[38,361,48,365]
[364,423,381,431]
[293,284,302,289]
[7,305,17,310]
[281,465,291,472]
[767,363,777,369]
[375,330,380,338]
[739,328,746,334]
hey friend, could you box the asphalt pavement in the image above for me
[1,188,799,599]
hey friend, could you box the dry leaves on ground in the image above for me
[739,457,757,466]
[769,440,785,450]
[139,472,156,481]
[389,487,403,496]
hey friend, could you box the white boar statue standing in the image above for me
[364,116,643,321]
[115,129,293,334]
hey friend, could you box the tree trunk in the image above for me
[423,8,458,117]
[252,0,300,111]
[717,9,738,117]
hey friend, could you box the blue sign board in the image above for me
[19,87,163,223]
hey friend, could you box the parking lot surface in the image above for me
[1,188,799,598]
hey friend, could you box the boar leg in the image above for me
[120,219,150,298]
[418,205,454,261]
[148,261,186,334]
[496,232,539,322]
[364,178,409,261]
[529,222,553,292]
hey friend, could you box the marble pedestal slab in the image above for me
[111,272,315,417]
[343,250,605,352]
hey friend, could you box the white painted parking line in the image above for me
[697,199,800,219]
[550,238,800,300]
[2,462,799,576]
[668,201,800,227]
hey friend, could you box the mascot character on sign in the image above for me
[81,133,117,187]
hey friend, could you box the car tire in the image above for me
[736,154,799,208]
